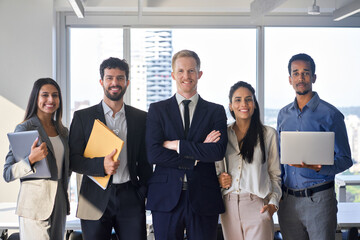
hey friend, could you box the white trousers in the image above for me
[19,181,67,240]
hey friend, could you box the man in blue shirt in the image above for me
[277,53,352,240]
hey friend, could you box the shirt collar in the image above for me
[102,100,125,117]
[228,121,236,130]
[175,92,199,106]
[290,91,320,112]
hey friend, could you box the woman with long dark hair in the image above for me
[3,78,70,240]
[216,81,281,240]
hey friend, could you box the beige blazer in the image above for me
[3,116,70,220]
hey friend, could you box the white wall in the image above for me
[0,0,55,202]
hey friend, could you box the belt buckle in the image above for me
[306,188,312,197]
[294,189,305,197]
[298,190,304,197]
[296,189,312,197]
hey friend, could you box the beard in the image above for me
[104,85,127,101]
[295,82,310,95]
[296,90,310,95]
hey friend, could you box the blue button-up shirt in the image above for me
[277,92,352,189]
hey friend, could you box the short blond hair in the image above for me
[171,50,201,71]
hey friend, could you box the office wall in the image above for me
[0,0,55,201]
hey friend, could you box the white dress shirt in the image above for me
[175,93,199,129]
[216,123,282,208]
[102,101,130,184]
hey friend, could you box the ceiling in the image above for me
[55,0,360,27]
[55,0,357,16]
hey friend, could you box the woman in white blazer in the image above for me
[216,81,282,240]
[3,78,70,240]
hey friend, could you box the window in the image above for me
[130,28,257,121]
[68,27,256,202]
[70,28,123,116]
[68,26,360,202]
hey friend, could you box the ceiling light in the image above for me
[333,0,360,21]
[308,0,320,15]
[68,0,85,18]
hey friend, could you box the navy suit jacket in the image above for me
[146,95,227,216]
[69,102,153,220]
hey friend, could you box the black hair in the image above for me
[288,53,316,76]
[229,81,266,164]
[99,57,129,80]
[24,78,66,135]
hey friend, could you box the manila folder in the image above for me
[84,119,124,190]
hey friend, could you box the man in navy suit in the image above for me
[146,50,228,240]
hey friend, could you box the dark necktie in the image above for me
[183,100,191,138]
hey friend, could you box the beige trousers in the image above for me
[220,192,274,240]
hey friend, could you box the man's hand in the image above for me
[260,204,277,217]
[163,140,179,151]
[162,130,221,166]
[28,137,48,165]
[289,162,322,172]
[193,130,222,165]
[204,130,221,143]
[104,149,120,175]
[162,130,220,151]
[218,172,232,189]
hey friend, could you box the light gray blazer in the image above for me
[3,115,70,220]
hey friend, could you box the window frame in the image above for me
[57,12,360,125]
[57,12,360,203]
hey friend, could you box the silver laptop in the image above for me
[280,131,334,165]
[7,130,51,179]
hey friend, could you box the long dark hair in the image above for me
[24,78,66,134]
[229,81,266,164]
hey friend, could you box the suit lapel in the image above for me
[30,116,55,155]
[188,96,208,139]
[167,96,186,139]
[29,116,58,178]
[94,101,106,124]
[124,104,133,167]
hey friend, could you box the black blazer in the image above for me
[69,101,152,220]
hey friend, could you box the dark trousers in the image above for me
[81,182,147,240]
[152,190,219,240]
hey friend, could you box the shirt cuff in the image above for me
[268,198,279,210]
[25,157,35,172]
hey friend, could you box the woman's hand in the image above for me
[218,172,232,189]
[28,137,48,165]
[260,204,277,217]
